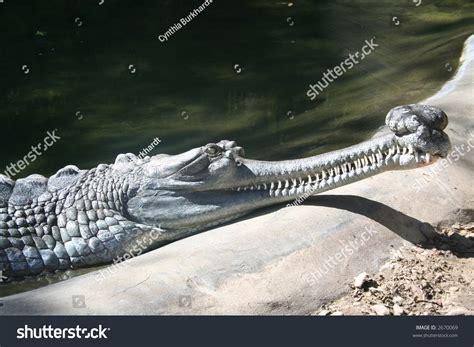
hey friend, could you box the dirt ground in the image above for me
[314,222,474,316]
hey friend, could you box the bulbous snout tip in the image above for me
[386,104,448,136]
[388,104,451,160]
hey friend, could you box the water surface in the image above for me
[0,0,472,177]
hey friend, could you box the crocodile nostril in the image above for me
[386,104,449,135]
[218,140,237,149]
[234,146,245,157]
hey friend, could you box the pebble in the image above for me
[353,272,369,288]
[393,296,404,304]
[393,304,404,316]
[371,304,390,316]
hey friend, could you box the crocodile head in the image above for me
[126,104,450,232]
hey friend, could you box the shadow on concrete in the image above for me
[304,195,473,258]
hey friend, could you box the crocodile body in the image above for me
[0,163,164,277]
[0,104,451,278]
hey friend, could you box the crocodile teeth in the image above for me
[231,144,425,195]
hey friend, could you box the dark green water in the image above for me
[0,0,473,178]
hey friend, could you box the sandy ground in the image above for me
[315,222,474,316]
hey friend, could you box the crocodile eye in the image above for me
[205,144,221,157]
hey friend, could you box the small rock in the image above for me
[371,304,390,316]
[393,304,404,316]
[318,310,331,316]
[393,296,404,305]
[331,311,343,316]
[449,286,459,292]
[353,272,370,288]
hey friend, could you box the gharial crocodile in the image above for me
[0,104,451,279]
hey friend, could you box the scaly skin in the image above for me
[0,164,166,278]
[0,104,451,279]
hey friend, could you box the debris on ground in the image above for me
[314,222,474,316]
